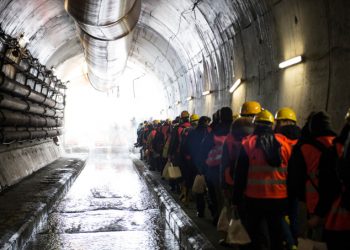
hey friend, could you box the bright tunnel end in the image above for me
[56,55,168,150]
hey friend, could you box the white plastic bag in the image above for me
[226,208,251,245]
[298,238,328,250]
[217,206,230,232]
[168,163,182,179]
[192,175,206,194]
[162,161,171,179]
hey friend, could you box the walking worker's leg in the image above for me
[266,213,285,250]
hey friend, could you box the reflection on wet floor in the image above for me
[25,147,179,250]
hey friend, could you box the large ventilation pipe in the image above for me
[64,0,141,92]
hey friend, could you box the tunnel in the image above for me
[0,0,349,249]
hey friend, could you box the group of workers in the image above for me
[135,101,350,250]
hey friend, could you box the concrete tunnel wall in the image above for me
[0,0,349,190]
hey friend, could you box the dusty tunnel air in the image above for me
[0,0,350,250]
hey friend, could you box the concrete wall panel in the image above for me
[0,142,61,191]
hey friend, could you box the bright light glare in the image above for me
[279,56,303,69]
[56,55,168,149]
[186,96,193,101]
[229,79,242,93]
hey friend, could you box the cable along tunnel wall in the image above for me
[0,28,66,144]
[0,28,65,191]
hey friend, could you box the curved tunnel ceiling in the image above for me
[0,0,349,129]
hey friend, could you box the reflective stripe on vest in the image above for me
[302,136,335,214]
[206,135,227,167]
[325,196,350,231]
[243,134,291,199]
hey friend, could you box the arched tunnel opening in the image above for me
[0,0,350,249]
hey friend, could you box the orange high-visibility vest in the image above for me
[325,142,350,231]
[243,134,292,199]
[325,196,350,231]
[301,136,335,214]
[206,135,227,167]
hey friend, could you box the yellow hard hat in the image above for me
[253,109,275,124]
[190,114,200,122]
[153,120,160,125]
[240,101,262,116]
[166,118,172,123]
[181,110,190,118]
[346,108,350,122]
[275,107,297,122]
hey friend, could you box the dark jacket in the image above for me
[287,122,339,217]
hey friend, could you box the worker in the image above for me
[210,110,220,131]
[275,107,301,146]
[199,107,233,225]
[324,108,350,250]
[233,109,292,250]
[168,111,191,193]
[190,114,200,128]
[179,113,200,204]
[185,116,211,216]
[221,116,254,191]
[158,119,172,173]
[287,111,337,242]
[146,120,160,170]
[240,101,262,118]
[275,107,301,249]
[219,116,253,246]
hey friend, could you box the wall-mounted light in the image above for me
[229,78,242,93]
[202,90,212,96]
[186,96,193,101]
[279,56,303,69]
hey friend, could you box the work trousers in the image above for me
[244,198,287,250]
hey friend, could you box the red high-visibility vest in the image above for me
[206,135,227,167]
[243,134,292,199]
[325,142,350,231]
[301,136,335,214]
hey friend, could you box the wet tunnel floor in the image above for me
[25,148,179,250]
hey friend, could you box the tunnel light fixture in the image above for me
[202,90,212,96]
[229,78,242,93]
[279,56,303,69]
[186,96,193,101]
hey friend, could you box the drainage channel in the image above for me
[24,147,180,250]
